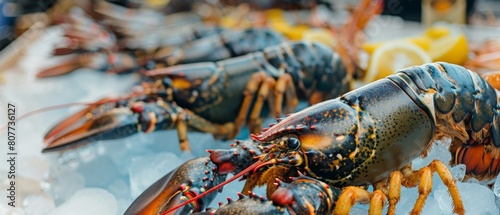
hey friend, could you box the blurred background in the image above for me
[1,0,500,50]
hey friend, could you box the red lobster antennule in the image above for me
[161,159,270,215]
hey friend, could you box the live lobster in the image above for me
[41,0,382,152]
[37,27,285,77]
[127,62,500,215]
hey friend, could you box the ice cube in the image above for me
[412,138,452,170]
[50,188,117,215]
[129,152,183,198]
[44,168,85,205]
[493,173,500,198]
[434,181,499,214]
[450,164,466,181]
[107,179,131,199]
[77,155,120,187]
[18,156,49,181]
[22,194,55,215]
[394,186,442,215]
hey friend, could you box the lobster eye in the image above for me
[286,137,300,150]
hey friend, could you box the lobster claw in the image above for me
[43,99,140,153]
[125,157,227,215]
[37,55,84,78]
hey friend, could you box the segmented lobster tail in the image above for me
[388,62,500,180]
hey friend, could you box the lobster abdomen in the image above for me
[388,63,500,180]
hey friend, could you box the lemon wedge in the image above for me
[362,41,385,55]
[424,26,450,39]
[364,42,432,83]
[428,34,468,65]
[363,37,432,55]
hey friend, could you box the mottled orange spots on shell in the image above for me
[299,134,333,151]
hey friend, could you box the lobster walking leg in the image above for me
[390,160,464,215]
[333,187,386,215]
[175,109,235,145]
[247,76,276,134]
[273,73,298,117]
[233,71,269,136]
[334,160,464,215]
[233,71,298,137]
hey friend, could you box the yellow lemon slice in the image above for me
[428,34,468,65]
[407,37,432,51]
[363,37,432,55]
[424,26,450,39]
[364,42,432,83]
[302,28,336,47]
[269,20,292,36]
[362,41,385,55]
[284,24,310,40]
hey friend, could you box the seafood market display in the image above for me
[1,0,500,215]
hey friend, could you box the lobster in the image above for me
[40,0,382,152]
[126,62,500,215]
[36,26,285,77]
[41,40,346,152]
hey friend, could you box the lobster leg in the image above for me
[234,71,299,136]
[334,160,464,215]
[273,73,298,117]
[178,109,235,143]
[248,76,276,134]
[233,72,267,136]
[387,160,464,215]
[387,171,403,215]
[333,187,386,215]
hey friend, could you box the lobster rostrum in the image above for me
[129,62,500,215]
[41,0,382,153]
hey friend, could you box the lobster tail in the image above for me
[391,62,500,180]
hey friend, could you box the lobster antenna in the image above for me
[0,102,95,132]
[161,160,267,215]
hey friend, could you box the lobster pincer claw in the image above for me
[125,157,227,215]
[43,106,138,153]
[42,97,179,153]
